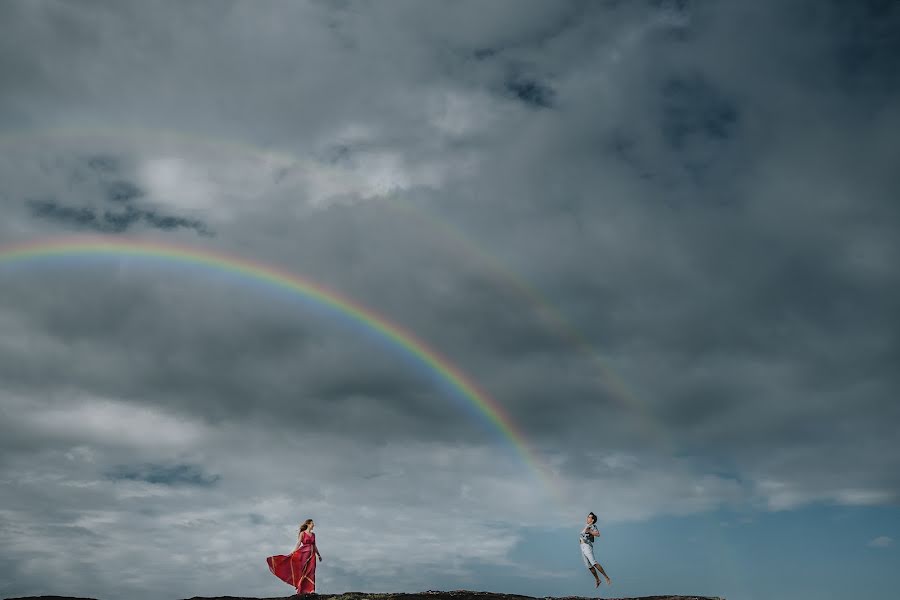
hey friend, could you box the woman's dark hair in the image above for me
[588,512,597,523]
[299,518,314,533]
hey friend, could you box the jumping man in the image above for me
[579,511,612,589]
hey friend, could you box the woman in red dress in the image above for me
[266,518,323,595]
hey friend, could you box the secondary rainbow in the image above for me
[0,235,563,497]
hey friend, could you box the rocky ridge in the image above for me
[5,591,725,600]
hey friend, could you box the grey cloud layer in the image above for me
[0,0,895,494]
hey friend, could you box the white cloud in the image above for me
[13,396,209,451]
[134,139,298,220]
[139,156,217,211]
[752,479,898,512]
[755,480,821,511]
[834,489,896,507]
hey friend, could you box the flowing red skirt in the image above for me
[267,545,316,594]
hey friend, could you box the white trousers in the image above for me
[580,542,598,568]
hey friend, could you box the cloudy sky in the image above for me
[0,1,897,600]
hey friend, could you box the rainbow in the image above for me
[0,128,658,442]
[0,235,563,498]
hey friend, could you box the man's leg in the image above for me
[593,561,611,585]
[582,545,602,586]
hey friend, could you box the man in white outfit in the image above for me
[580,512,612,588]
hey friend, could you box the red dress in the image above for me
[267,531,317,594]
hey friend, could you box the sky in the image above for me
[0,1,898,600]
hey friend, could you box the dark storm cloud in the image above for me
[653,73,740,183]
[26,197,213,235]
[142,210,212,235]
[105,463,221,486]
[504,77,555,109]
[87,155,120,173]
[659,75,738,149]
[26,199,97,228]
[473,48,499,60]
[831,0,900,100]
[105,180,144,202]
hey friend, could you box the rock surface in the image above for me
[5,591,725,600]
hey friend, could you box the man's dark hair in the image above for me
[589,512,597,524]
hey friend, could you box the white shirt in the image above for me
[580,523,599,545]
